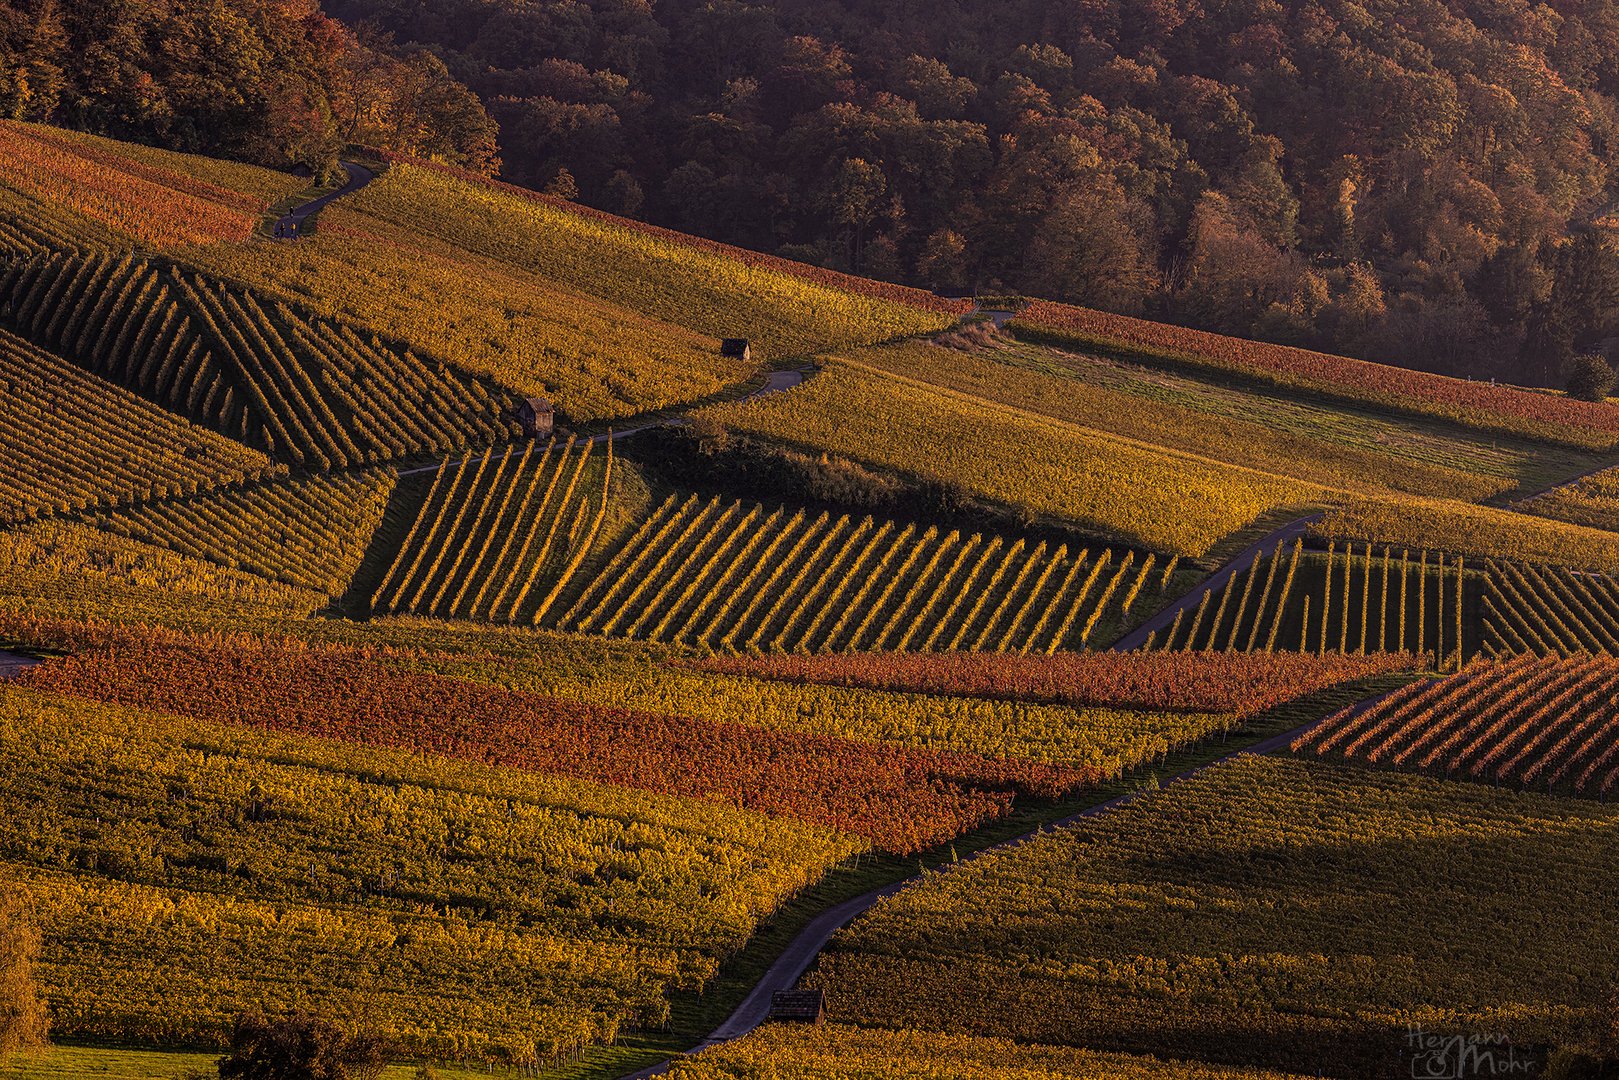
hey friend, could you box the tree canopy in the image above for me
[322,0,1619,382]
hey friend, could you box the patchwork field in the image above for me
[8,116,1619,1080]
[0,682,854,1063]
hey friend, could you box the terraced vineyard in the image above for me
[1152,540,1470,666]
[0,327,270,522]
[555,494,1165,652]
[369,438,614,623]
[93,470,397,595]
[1296,657,1619,796]
[0,253,512,467]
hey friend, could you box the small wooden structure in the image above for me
[515,396,554,438]
[721,338,752,363]
[767,989,826,1025]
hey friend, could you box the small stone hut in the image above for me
[721,338,752,363]
[516,396,554,438]
[767,989,826,1025]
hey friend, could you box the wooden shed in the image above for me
[515,396,554,438]
[767,989,826,1025]
[721,338,752,363]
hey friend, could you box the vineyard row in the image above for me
[370,437,613,624]
[0,327,270,522]
[556,494,1164,653]
[1150,540,1469,667]
[0,252,512,468]
[1297,656,1619,797]
[94,469,397,596]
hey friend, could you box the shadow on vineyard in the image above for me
[337,470,436,617]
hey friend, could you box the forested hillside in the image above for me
[323,0,1619,385]
[0,0,496,177]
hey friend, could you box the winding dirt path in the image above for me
[0,650,40,679]
[272,161,374,240]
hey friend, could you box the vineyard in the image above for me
[15,634,1094,853]
[0,252,512,468]
[1009,299,1619,450]
[1295,657,1619,796]
[0,615,1243,775]
[392,157,972,320]
[667,1025,1314,1079]
[690,651,1417,715]
[811,755,1619,1074]
[13,114,1619,1080]
[1150,540,1472,666]
[555,492,1166,652]
[351,162,961,361]
[187,158,961,424]
[1520,463,1619,533]
[0,683,854,1064]
[1478,559,1619,657]
[857,341,1520,503]
[192,229,750,424]
[1311,495,1619,574]
[368,438,621,623]
[0,520,322,615]
[92,469,397,596]
[698,360,1320,557]
[0,121,291,248]
[0,183,124,258]
[0,328,270,522]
